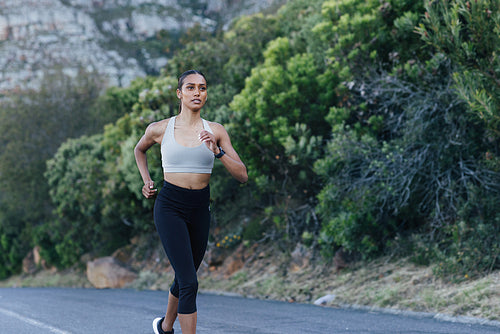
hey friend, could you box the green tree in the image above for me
[0,68,104,277]
[36,76,179,266]
[312,0,427,106]
[91,76,156,128]
[228,37,329,241]
[41,134,114,266]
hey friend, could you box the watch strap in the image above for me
[215,147,225,159]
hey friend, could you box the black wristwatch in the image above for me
[215,147,225,159]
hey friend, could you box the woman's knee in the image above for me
[180,278,198,295]
[178,278,199,314]
[171,277,198,298]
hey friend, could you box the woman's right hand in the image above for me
[142,180,157,199]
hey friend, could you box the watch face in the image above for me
[216,148,225,158]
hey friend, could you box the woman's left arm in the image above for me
[199,123,248,183]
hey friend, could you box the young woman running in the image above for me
[134,70,248,334]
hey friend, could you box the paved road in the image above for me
[0,288,498,333]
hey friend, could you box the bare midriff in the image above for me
[164,173,211,190]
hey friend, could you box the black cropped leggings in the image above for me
[154,181,210,314]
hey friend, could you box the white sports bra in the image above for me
[161,116,215,174]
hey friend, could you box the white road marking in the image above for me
[0,307,72,334]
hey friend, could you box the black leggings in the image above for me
[154,181,210,314]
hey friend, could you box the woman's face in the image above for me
[177,74,207,110]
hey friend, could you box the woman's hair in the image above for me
[177,69,206,90]
[177,70,207,114]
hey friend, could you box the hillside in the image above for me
[0,0,498,319]
[0,0,281,91]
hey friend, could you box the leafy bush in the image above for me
[227,37,329,242]
[316,57,500,263]
[42,135,131,266]
[416,0,500,139]
[37,76,177,266]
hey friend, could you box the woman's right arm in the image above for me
[134,121,165,198]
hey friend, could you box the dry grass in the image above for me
[198,251,499,322]
[0,268,92,288]
[321,259,500,320]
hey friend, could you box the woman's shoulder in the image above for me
[205,120,229,140]
[205,120,225,131]
[145,117,172,138]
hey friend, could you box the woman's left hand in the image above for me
[199,130,218,154]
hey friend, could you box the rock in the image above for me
[32,246,42,267]
[222,244,246,278]
[32,245,51,270]
[22,249,37,274]
[0,0,280,92]
[86,256,137,288]
[289,243,312,273]
[22,246,50,274]
[224,256,244,278]
[314,294,336,306]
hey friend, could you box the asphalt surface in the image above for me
[0,287,498,333]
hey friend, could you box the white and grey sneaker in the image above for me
[152,317,174,334]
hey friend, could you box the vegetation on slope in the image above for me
[0,0,498,284]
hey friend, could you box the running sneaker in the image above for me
[152,317,174,334]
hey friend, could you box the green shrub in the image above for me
[316,57,499,259]
[242,218,267,242]
[434,220,500,281]
[416,0,500,139]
